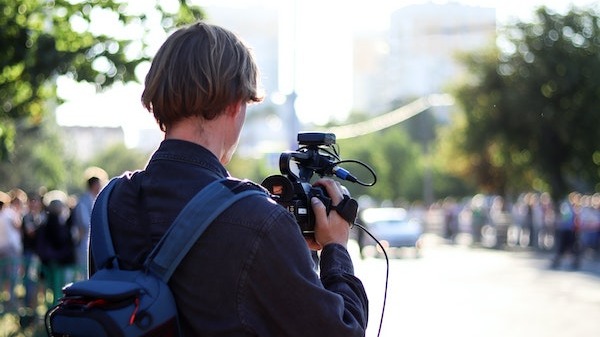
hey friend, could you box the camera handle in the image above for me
[330,195,359,225]
[280,147,338,183]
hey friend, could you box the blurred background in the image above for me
[1,0,599,336]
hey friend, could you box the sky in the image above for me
[55,0,597,148]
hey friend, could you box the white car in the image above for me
[357,207,423,258]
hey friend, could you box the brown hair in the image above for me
[141,22,263,131]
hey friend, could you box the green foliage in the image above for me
[404,108,438,147]
[86,143,151,179]
[227,153,273,184]
[434,114,487,194]
[0,113,73,193]
[448,5,600,199]
[172,0,206,27]
[0,0,204,161]
[338,128,424,204]
[333,106,477,204]
[224,123,454,205]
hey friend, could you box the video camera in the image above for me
[261,132,371,236]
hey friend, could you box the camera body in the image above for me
[261,132,337,236]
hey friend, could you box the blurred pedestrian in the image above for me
[470,194,488,245]
[71,168,105,280]
[578,194,600,258]
[538,192,556,251]
[0,189,26,311]
[551,192,581,270]
[442,197,460,242]
[21,193,46,312]
[36,192,75,305]
[592,193,600,259]
[522,192,536,248]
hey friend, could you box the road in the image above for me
[349,235,600,337]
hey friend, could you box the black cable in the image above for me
[298,144,377,187]
[335,159,377,187]
[353,222,389,337]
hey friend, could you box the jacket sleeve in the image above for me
[320,243,369,332]
[239,207,369,337]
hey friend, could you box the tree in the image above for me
[447,5,600,199]
[0,0,204,160]
[0,113,73,193]
[227,153,273,184]
[86,143,151,181]
[338,128,424,204]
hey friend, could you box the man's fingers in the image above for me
[311,197,326,215]
[314,179,343,205]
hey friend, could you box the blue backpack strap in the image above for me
[90,177,121,270]
[145,178,266,282]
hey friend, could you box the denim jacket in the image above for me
[106,139,368,336]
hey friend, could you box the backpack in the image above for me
[45,177,266,337]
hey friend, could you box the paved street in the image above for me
[349,235,600,337]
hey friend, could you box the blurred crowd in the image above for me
[4,173,600,322]
[438,191,600,267]
[0,171,105,321]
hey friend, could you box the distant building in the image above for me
[385,3,496,104]
[352,30,390,115]
[61,126,125,161]
[135,128,163,153]
[204,5,280,99]
[205,2,496,121]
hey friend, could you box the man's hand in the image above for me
[306,178,350,250]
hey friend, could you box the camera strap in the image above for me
[330,195,359,225]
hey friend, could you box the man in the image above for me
[101,22,368,336]
[21,193,46,312]
[551,192,581,270]
[72,175,102,279]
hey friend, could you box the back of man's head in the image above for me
[141,21,264,132]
